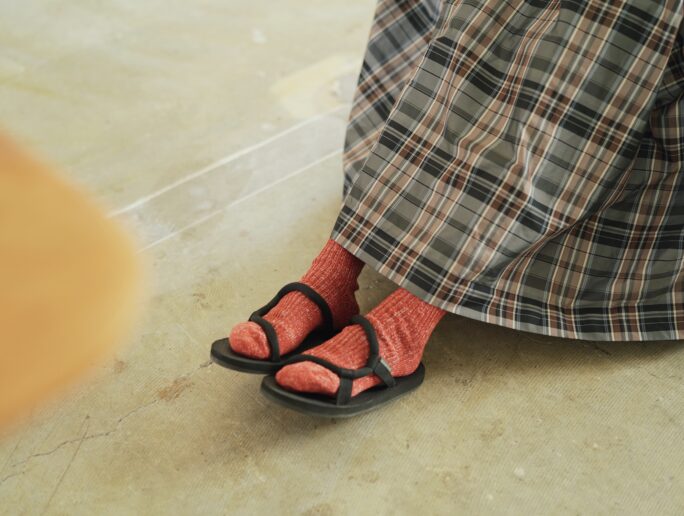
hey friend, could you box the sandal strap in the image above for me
[248,315,280,361]
[283,314,396,405]
[248,282,334,361]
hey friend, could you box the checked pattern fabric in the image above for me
[333,0,684,341]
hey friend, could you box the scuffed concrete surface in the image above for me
[1,1,683,514]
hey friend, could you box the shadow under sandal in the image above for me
[260,314,425,417]
[210,282,335,374]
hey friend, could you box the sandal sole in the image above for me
[259,363,425,418]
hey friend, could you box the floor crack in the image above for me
[1,358,213,488]
[41,416,90,514]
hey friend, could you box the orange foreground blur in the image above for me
[0,133,142,429]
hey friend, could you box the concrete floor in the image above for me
[1,1,683,514]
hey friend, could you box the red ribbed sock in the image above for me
[229,239,364,359]
[275,288,445,397]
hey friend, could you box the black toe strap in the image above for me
[248,315,280,361]
[370,357,396,389]
[283,314,395,405]
[337,377,353,405]
[248,282,334,361]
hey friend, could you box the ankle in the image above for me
[368,288,445,332]
[300,239,363,327]
[366,288,445,368]
[301,239,364,286]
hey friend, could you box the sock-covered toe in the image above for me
[229,321,270,359]
[275,361,340,396]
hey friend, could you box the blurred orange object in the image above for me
[0,133,142,429]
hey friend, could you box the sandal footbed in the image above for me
[260,363,425,418]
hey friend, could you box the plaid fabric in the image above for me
[342,0,442,196]
[332,0,684,341]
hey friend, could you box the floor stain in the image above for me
[157,377,192,402]
[112,359,127,374]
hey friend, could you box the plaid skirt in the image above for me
[331,0,684,341]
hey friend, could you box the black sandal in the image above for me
[210,282,335,374]
[260,314,425,417]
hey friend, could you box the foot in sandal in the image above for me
[211,239,364,373]
[261,288,445,416]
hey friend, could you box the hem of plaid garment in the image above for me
[330,232,684,343]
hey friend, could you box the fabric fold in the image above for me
[333,0,684,341]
